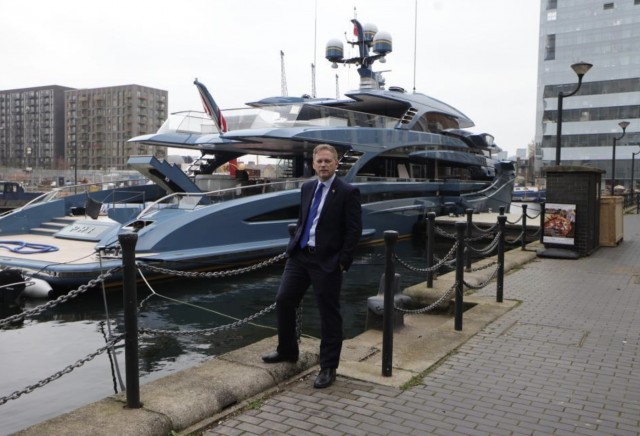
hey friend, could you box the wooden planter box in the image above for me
[600,196,624,246]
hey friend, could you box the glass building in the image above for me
[535,0,640,189]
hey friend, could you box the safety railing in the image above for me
[380,210,513,377]
[136,179,309,219]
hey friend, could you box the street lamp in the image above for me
[611,121,630,191]
[631,148,640,195]
[555,61,593,166]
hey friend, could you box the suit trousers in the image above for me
[276,248,343,369]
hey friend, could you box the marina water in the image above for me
[0,204,541,434]
[1,236,456,435]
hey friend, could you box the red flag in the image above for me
[353,24,358,36]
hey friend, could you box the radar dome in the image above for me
[363,23,378,43]
[325,39,344,63]
[373,31,392,55]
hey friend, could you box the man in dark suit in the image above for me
[262,144,362,389]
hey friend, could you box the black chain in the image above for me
[392,282,458,314]
[435,226,457,240]
[137,253,286,279]
[463,264,501,289]
[394,242,459,273]
[506,215,523,225]
[0,267,122,328]
[525,211,542,220]
[471,222,499,234]
[465,232,501,255]
[0,334,124,406]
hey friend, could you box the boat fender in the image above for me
[22,278,54,299]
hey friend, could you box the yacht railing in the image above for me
[157,104,400,136]
[136,178,309,220]
[0,179,149,217]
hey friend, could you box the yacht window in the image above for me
[603,2,614,10]
[410,113,459,133]
[246,205,300,222]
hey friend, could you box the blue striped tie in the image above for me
[300,183,325,248]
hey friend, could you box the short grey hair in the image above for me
[313,144,338,161]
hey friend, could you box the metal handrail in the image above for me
[135,178,309,220]
[4,179,148,215]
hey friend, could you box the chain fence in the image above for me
[393,241,459,273]
[137,252,286,279]
[465,232,501,255]
[0,267,121,328]
[463,263,501,290]
[435,226,457,240]
[0,334,124,406]
[506,215,523,225]
[471,222,499,234]
[392,282,458,315]
[525,211,542,220]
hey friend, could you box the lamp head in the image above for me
[571,61,593,78]
[619,121,630,131]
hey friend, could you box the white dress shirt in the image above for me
[308,174,336,247]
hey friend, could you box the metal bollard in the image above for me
[497,215,506,303]
[288,223,297,238]
[539,202,545,243]
[454,222,466,331]
[382,230,398,377]
[118,232,140,409]
[521,204,528,251]
[465,209,473,271]
[499,206,505,216]
[426,212,435,288]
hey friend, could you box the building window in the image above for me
[545,34,556,60]
[603,2,614,10]
[547,11,557,20]
[547,0,557,9]
[636,0,640,5]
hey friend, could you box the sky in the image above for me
[1,0,541,157]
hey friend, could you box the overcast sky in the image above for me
[2,0,540,157]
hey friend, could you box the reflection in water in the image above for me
[0,237,455,435]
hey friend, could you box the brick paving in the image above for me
[206,215,640,436]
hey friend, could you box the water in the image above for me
[0,237,453,435]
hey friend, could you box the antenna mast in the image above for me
[311,64,317,98]
[280,50,288,97]
[335,74,340,99]
[413,0,418,93]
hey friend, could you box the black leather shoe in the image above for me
[261,351,298,364]
[313,368,336,389]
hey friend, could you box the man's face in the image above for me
[312,150,338,182]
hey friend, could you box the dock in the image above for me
[436,210,541,230]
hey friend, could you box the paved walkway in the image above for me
[206,216,640,436]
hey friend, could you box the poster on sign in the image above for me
[542,203,577,246]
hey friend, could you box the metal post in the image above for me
[540,202,546,243]
[426,212,435,288]
[454,222,466,331]
[612,137,617,190]
[382,230,398,377]
[499,206,505,216]
[555,92,564,166]
[521,204,528,251]
[465,209,473,271]
[632,152,636,195]
[497,216,506,303]
[118,232,140,409]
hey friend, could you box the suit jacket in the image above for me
[287,177,362,272]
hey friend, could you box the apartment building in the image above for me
[65,85,168,170]
[0,85,74,169]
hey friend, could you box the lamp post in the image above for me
[555,62,593,166]
[631,148,640,195]
[611,121,630,191]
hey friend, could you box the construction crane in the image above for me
[280,50,288,97]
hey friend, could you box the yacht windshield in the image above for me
[157,105,399,135]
